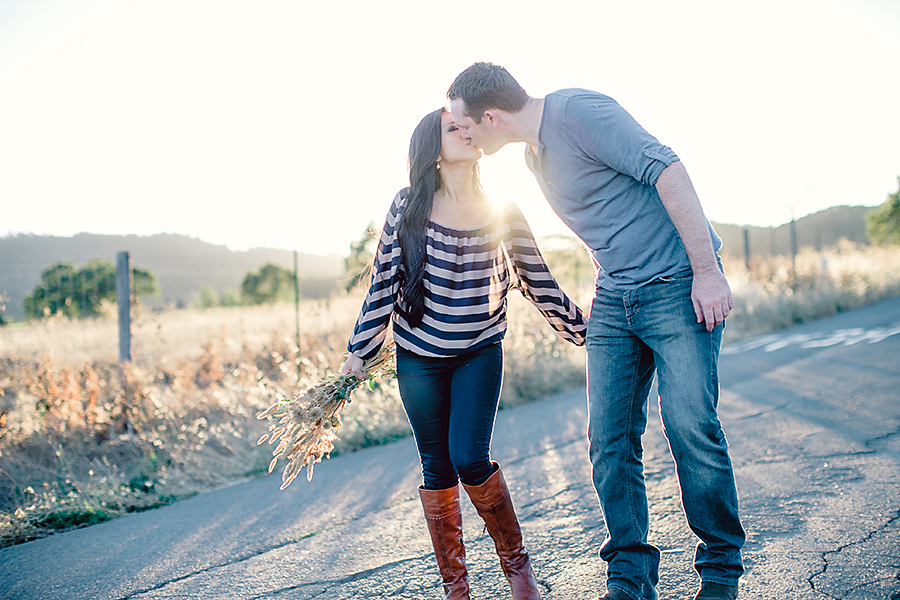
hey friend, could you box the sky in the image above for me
[1,0,899,257]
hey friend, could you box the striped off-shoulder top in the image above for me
[347,189,586,359]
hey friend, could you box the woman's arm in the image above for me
[502,205,587,346]
[345,192,405,360]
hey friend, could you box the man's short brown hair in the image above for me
[447,62,527,124]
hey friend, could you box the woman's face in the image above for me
[438,111,482,167]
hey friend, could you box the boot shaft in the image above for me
[463,464,541,600]
[419,485,470,600]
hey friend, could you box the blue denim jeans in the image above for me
[586,276,744,600]
[396,342,503,490]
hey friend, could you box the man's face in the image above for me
[449,98,502,155]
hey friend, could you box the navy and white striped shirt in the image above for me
[347,189,586,360]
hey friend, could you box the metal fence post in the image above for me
[790,219,798,290]
[116,251,132,362]
[296,251,303,332]
[743,228,751,271]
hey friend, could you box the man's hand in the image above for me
[691,268,733,332]
[655,162,731,332]
[340,353,366,380]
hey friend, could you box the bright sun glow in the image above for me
[1,0,899,255]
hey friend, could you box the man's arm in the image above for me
[655,161,733,332]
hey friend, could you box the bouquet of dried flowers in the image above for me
[256,345,395,489]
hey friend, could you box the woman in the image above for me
[341,108,585,600]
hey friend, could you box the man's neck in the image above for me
[517,96,544,151]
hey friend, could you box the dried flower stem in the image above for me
[256,346,395,489]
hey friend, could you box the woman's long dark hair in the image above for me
[398,108,445,327]
[399,108,483,326]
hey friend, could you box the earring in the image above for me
[436,163,441,169]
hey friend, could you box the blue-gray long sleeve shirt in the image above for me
[525,88,722,290]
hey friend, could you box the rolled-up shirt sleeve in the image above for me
[566,93,679,186]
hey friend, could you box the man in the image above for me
[447,63,745,600]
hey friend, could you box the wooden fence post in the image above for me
[116,251,132,362]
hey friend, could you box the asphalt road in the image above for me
[2,297,899,600]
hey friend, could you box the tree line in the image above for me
[24,261,158,319]
[13,261,304,322]
[8,177,900,324]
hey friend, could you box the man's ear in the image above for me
[483,109,502,128]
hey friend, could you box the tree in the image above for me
[199,285,219,308]
[241,263,296,305]
[344,222,378,292]
[198,286,241,308]
[24,260,159,319]
[220,288,241,306]
[867,177,900,246]
[25,263,79,318]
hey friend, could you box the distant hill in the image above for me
[0,205,876,322]
[712,205,873,258]
[0,233,345,320]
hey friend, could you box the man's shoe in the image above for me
[694,581,738,600]
[599,588,634,600]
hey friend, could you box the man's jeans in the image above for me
[586,276,745,600]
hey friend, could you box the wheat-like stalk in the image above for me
[255,345,395,489]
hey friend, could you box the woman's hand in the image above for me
[340,353,366,380]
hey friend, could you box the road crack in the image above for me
[118,434,598,598]
[117,495,420,600]
[865,427,900,447]
[245,554,427,599]
[502,434,587,467]
[808,508,900,599]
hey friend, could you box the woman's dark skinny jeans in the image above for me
[395,342,503,491]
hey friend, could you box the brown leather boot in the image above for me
[419,485,470,600]
[463,464,540,600]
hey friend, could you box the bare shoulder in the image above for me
[498,201,527,223]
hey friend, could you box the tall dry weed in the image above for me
[501,294,587,406]
[0,296,409,546]
[2,241,900,546]
[721,241,900,342]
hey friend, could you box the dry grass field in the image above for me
[1,240,899,547]
[721,241,900,341]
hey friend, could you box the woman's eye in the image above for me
[448,126,458,132]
